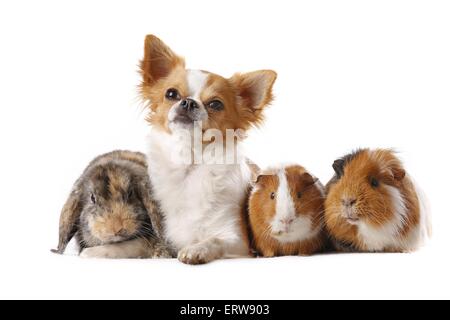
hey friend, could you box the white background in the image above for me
[0,0,449,299]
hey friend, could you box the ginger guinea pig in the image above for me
[248,165,327,257]
[324,148,429,253]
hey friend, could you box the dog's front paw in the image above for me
[177,244,215,265]
[80,246,122,259]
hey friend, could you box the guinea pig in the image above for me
[324,148,429,253]
[248,165,327,257]
[53,150,172,259]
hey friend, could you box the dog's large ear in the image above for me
[230,70,277,128]
[52,186,84,254]
[140,35,185,86]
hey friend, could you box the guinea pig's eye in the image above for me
[165,88,181,101]
[207,100,224,111]
[90,193,97,204]
[270,192,276,200]
[297,192,302,199]
[370,177,380,188]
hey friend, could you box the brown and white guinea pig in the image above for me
[248,165,327,257]
[324,148,429,253]
[53,150,171,258]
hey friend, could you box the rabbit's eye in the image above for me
[90,193,97,204]
[127,189,134,200]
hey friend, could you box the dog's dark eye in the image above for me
[90,193,97,204]
[165,88,180,101]
[207,100,224,111]
[297,192,302,199]
[270,192,276,200]
[370,177,380,188]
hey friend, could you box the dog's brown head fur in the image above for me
[139,35,277,135]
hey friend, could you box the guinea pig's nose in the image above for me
[281,217,294,225]
[342,198,357,207]
[180,98,198,111]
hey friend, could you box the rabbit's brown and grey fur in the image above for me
[53,150,173,259]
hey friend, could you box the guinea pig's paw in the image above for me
[260,249,276,258]
[177,244,214,265]
[80,246,120,259]
[384,247,411,254]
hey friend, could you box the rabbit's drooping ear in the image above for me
[52,186,84,254]
[138,180,164,238]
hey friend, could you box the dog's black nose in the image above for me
[180,98,198,111]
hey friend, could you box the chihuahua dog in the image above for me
[140,35,276,264]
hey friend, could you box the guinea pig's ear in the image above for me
[301,172,319,187]
[247,161,261,186]
[332,159,346,178]
[254,174,273,185]
[230,70,277,128]
[53,186,84,254]
[393,168,406,181]
[388,165,406,186]
[140,35,185,86]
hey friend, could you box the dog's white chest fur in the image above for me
[146,130,250,257]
